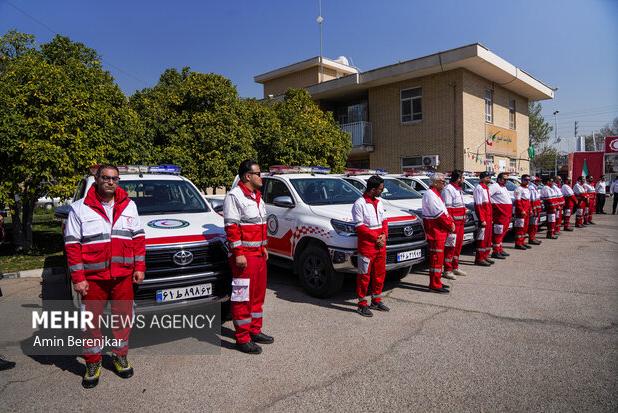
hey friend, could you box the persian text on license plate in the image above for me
[463,232,474,241]
[397,249,422,262]
[156,283,212,303]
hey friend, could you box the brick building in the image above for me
[254,44,554,175]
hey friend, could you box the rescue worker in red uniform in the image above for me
[584,176,596,225]
[422,173,455,293]
[513,174,532,250]
[352,175,389,316]
[540,177,558,239]
[561,178,577,231]
[442,170,468,279]
[489,173,513,260]
[553,176,565,235]
[473,172,494,266]
[573,176,588,228]
[223,160,272,354]
[64,165,146,388]
[527,177,542,245]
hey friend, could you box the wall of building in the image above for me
[367,69,465,173]
[263,67,320,97]
[461,70,530,175]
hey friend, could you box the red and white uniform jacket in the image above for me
[352,195,388,256]
[513,185,531,217]
[441,183,466,222]
[573,183,588,205]
[529,183,541,213]
[540,184,558,211]
[489,182,513,222]
[552,185,565,207]
[584,183,596,199]
[422,188,454,241]
[64,186,146,284]
[561,184,576,203]
[223,182,268,257]
[473,183,492,224]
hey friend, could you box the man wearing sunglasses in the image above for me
[64,164,146,388]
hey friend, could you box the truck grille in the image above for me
[387,221,425,246]
[145,241,228,279]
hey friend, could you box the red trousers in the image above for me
[492,215,511,254]
[475,220,492,262]
[514,213,530,246]
[546,205,556,237]
[575,200,586,226]
[587,195,595,223]
[230,255,267,344]
[555,206,562,233]
[444,219,465,271]
[356,252,386,306]
[82,275,134,363]
[528,206,540,241]
[563,199,574,229]
[428,238,446,289]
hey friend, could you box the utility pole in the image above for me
[317,0,324,83]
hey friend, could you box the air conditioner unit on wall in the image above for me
[402,155,440,169]
[422,155,440,168]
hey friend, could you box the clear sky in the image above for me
[1,0,616,151]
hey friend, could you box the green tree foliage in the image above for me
[583,117,618,151]
[267,89,351,172]
[130,68,256,189]
[528,101,555,173]
[0,33,144,251]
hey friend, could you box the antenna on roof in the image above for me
[317,0,324,82]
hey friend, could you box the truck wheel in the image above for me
[297,245,343,298]
[391,266,411,281]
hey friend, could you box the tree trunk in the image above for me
[10,196,25,252]
[11,195,35,252]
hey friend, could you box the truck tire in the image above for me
[297,245,343,298]
[391,266,412,281]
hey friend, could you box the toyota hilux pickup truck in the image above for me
[55,165,230,311]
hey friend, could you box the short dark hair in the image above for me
[450,169,462,183]
[497,172,508,181]
[521,174,530,180]
[543,176,552,184]
[96,164,119,178]
[238,159,259,182]
[479,172,490,179]
[577,176,585,181]
[366,175,384,191]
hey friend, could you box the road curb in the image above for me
[0,267,64,279]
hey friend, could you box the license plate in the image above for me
[540,216,546,222]
[156,283,212,303]
[397,249,422,262]
[463,232,474,241]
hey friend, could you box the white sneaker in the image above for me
[453,268,468,276]
[443,271,457,280]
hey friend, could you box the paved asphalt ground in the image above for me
[1,212,617,412]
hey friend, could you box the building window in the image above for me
[509,99,516,129]
[509,158,517,171]
[401,87,422,123]
[484,89,493,123]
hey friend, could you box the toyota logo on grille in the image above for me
[403,226,414,237]
[173,250,194,266]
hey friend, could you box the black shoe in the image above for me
[500,251,510,257]
[475,260,491,267]
[429,287,450,294]
[0,355,16,371]
[485,258,496,264]
[529,239,542,245]
[589,221,596,225]
[250,332,274,344]
[523,244,532,249]
[514,245,527,250]
[357,306,373,317]
[370,302,390,312]
[82,361,102,389]
[490,253,506,260]
[576,224,584,228]
[236,341,262,354]
[112,354,134,379]
[564,228,574,231]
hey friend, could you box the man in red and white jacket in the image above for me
[513,174,532,250]
[64,165,145,389]
[224,160,272,354]
[422,173,455,294]
[584,176,596,225]
[442,170,468,279]
[540,177,559,239]
[560,177,577,231]
[573,176,588,228]
[489,173,513,260]
[553,176,565,234]
[527,177,543,245]
[352,175,389,316]
[473,172,494,266]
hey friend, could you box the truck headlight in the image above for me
[331,219,357,236]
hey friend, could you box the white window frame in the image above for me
[400,87,423,123]
[485,89,493,123]
[508,98,516,129]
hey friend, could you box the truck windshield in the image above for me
[382,178,422,200]
[119,180,210,215]
[290,178,362,205]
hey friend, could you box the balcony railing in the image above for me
[340,121,372,147]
